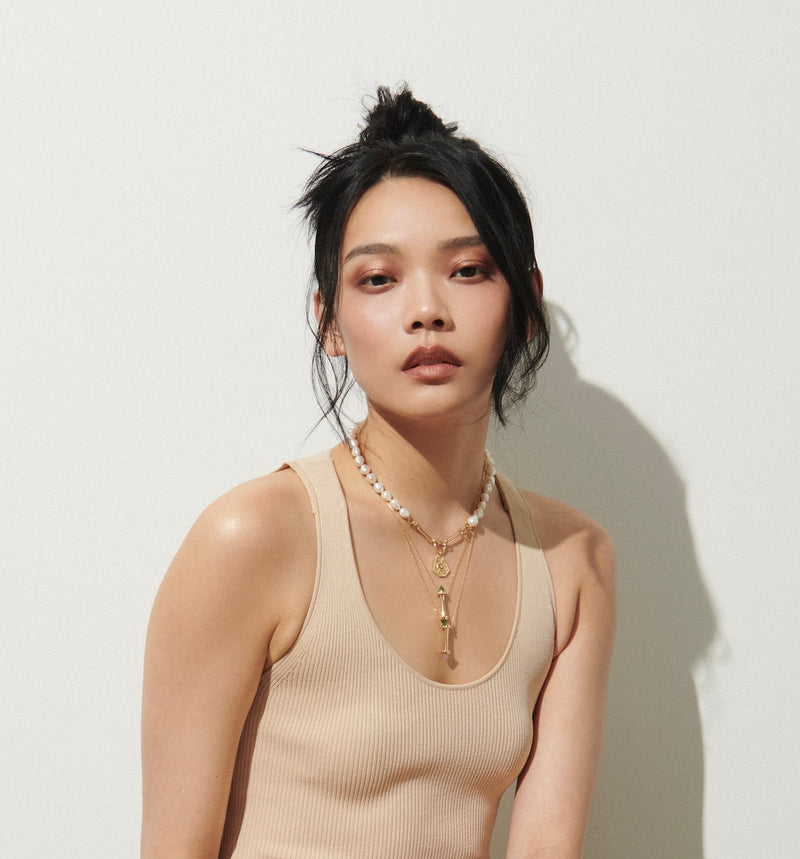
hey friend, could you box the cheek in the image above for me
[336,295,396,351]
[480,291,512,351]
[333,316,376,372]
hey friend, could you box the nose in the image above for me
[404,276,453,332]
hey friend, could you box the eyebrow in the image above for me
[342,235,485,263]
[343,242,398,263]
[438,235,485,252]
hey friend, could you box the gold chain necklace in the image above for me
[408,518,470,578]
[397,517,475,660]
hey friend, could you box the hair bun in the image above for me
[359,85,456,144]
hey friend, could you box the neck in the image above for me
[350,411,492,535]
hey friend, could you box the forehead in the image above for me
[342,177,478,252]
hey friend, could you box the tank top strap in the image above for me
[285,450,344,521]
[495,473,536,544]
[285,450,359,594]
[495,473,557,628]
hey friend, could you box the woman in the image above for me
[141,87,616,858]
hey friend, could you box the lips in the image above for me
[401,345,462,371]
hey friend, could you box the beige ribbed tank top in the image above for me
[219,450,555,859]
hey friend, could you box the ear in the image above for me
[313,290,346,357]
[526,267,545,340]
[533,266,544,300]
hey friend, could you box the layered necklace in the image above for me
[347,430,496,659]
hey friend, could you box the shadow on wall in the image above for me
[488,305,717,859]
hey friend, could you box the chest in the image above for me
[348,501,519,685]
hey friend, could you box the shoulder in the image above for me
[188,465,314,565]
[518,488,616,653]
[521,490,615,576]
[151,465,317,661]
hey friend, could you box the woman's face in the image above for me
[326,176,511,425]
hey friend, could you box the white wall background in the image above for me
[2,2,798,856]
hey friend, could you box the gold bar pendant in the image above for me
[438,586,452,659]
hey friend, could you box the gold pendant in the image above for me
[432,553,450,577]
[441,622,452,660]
[438,586,453,660]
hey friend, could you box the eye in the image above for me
[453,263,490,281]
[358,272,395,290]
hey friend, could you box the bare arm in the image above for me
[140,471,314,858]
[505,503,616,858]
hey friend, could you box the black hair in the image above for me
[297,86,549,436]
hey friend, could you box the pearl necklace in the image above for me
[347,429,496,660]
[346,430,496,573]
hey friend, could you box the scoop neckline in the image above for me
[328,449,523,690]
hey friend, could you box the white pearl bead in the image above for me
[366,473,376,484]
[354,454,364,466]
[390,499,401,511]
[381,490,392,502]
[398,508,410,519]
[477,509,484,519]
[467,515,479,527]
[360,464,370,475]
[373,482,384,493]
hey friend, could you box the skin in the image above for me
[141,177,616,857]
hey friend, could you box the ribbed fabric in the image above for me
[219,450,555,859]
